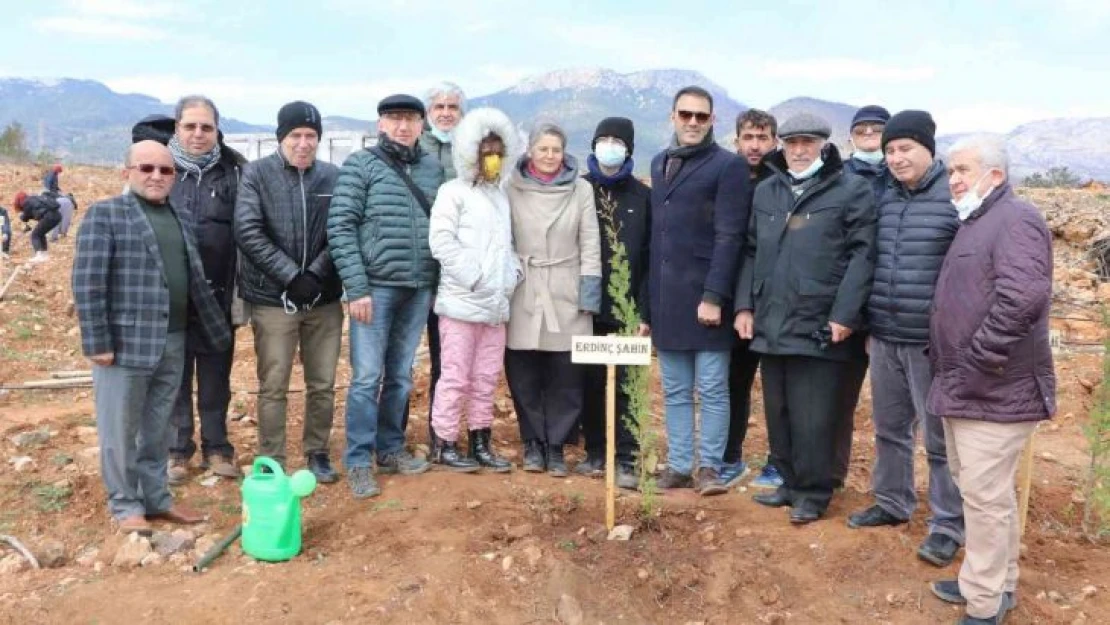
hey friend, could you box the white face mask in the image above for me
[595,141,628,168]
[952,171,994,221]
[789,157,824,181]
[853,150,883,165]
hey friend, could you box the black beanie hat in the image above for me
[276,101,322,142]
[882,110,936,156]
[377,94,426,118]
[851,105,890,129]
[592,117,635,156]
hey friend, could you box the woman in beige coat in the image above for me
[506,123,602,476]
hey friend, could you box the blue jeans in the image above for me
[343,286,433,469]
[658,349,730,475]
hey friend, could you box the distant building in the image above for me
[223,130,377,163]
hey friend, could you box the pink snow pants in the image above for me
[431,316,507,442]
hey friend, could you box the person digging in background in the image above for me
[14,190,61,263]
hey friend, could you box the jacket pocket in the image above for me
[110,312,137,326]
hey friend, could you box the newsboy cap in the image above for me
[377,94,426,118]
[778,113,832,140]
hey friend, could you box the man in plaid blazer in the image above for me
[73,140,232,535]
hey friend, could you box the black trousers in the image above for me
[170,332,235,459]
[725,341,761,464]
[834,352,868,482]
[30,213,61,252]
[402,309,442,442]
[580,324,639,464]
[506,349,583,448]
[760,354,846,512]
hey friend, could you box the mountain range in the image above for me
[1,71,1107,181]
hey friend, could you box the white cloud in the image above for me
[103,74,449,123]
[756,58,936,83]
[67,0,184,19]
[34,17,167,41]
[934,103,1110,135]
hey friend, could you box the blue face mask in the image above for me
[595,142,628,168]
[430,127,451,143]
[790,157,824,181]
[853,150,884,165]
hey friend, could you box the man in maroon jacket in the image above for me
[925,134,1055,625]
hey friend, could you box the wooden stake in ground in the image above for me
[605,364,616,530]
[571,335,652,532]
[0,264,24,301]
[1017,430,1036,535]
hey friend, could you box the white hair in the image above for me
[947,134,1010,178]
[424,81,467,112]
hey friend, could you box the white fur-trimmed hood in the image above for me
[451,107,521,182]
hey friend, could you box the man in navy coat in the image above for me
[647,86,750,496]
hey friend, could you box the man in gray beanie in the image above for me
[734,111,877,524]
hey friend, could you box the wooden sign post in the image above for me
[571,335,652,530]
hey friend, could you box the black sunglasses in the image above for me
[677,110,711,124]
[129,164,175,176]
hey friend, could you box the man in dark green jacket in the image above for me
[328,94,445,499]
[734,112,877,524]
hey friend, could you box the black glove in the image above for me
[285,272,322,306]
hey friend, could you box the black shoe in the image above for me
[523,441,546,473]
[753,489,792,508]
[616,463,639,491]
[432,437,480,473]
[932,579,1017,611]
[789,505,822,524]
[574,453,605,477]
[918,533,961,567]
[847,504,907,529]
[469,428,512,473]
[547,446,568,477]
[306,452,338,484]
[657,468,693,489]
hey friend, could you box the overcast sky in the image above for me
[8,0,1108,133]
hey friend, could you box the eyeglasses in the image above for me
[677,110,711,124]
[851,123,885,136]
[128,164,175,176]
[180,122,216,133]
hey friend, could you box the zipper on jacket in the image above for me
[299,170,308,271]
[407,164,419,288]
[888,196,908,326]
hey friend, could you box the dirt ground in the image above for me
[0,166,1108,624]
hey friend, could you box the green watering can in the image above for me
[241,457,317,562]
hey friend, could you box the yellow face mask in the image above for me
[481,154,502,180]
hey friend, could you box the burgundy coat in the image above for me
[926,183,1055,423]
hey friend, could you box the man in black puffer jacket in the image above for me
[847,110,965,569]
[235,101,343,483]
[133,97,249,484]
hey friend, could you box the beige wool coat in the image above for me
[505,163,602,352]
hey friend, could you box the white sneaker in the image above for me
[28,252,49,264]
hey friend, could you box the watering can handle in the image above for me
[252,456,284,476]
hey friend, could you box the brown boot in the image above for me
[147,504,205,525]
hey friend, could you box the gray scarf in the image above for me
[168,135,222,182]
[666,128,716,159]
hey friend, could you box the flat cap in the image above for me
[778,112,832,140]
[377,94,426,117]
